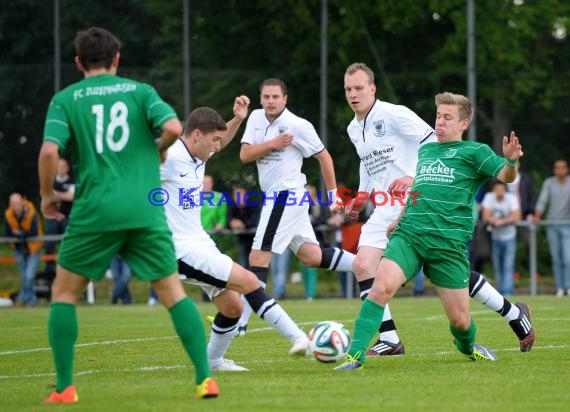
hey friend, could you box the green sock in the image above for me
[48,303,78,392]
[301,264,317,299]
[349,299,385,363]
[451,318,476,355]
[169,297,210,384]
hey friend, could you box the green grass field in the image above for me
[1,296,568,411]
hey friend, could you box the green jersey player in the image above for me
[39,27,217,403]
[336,92,524,370]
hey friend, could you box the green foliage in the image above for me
[1,0,569,207]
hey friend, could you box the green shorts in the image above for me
[383,229,469,289]
[58,226,178,281]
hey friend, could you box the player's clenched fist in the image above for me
[233,95,250,120]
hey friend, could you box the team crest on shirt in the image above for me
[444,148,458,157]
[278,125,288,134]
[373,120,386,137]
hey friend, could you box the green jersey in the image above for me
[399,140,506,243]
[43,74,178,232]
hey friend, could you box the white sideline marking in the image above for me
[0,344,568,380]
[0,321,334,357]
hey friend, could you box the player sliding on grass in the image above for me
[336,92,524,369]
[340,63,534,357]
[161,105,311,372]
[39,27,218,402]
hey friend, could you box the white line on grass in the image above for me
[1,344,568,380]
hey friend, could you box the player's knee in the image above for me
[241,272,261,293]
[450,314,471,331]
[352,255,373,279]
[220,305,242,319]
[216,293,244,318]
[367,280,393,305]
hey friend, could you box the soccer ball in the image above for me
[308,320,351,363]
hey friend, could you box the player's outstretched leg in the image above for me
[357,278,404,357]
[243,287,310,356]
[469,271,535,351]
[235,266,268,336]
[335,299,386,370]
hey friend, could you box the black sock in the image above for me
[250,266,269,288]
[244,287,276,318]
[358,278,374,300]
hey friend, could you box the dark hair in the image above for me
[75,27,121,70]
[491,179,507,189]
[259,78,288,96]
[184,107,227,135]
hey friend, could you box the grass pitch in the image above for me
[1,296,568,411]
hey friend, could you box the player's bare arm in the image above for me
[156,118,184,161]
[239,132,293,163]
[38,141,65,221]
[496,131,523,183]
[220,95,250,149]
[313,149,340,212]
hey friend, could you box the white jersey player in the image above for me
[236,78,356,333]
[342,63,534,356]
[161,102,311,372]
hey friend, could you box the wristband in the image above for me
[505,158,518,167]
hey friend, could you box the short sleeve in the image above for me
[391,106,434,143]
[241,112,257,145]
[144,85,178,130]
[481,192,493,209]
[43,96,70,149]
[474,144,506,178]
[293,119,325,158]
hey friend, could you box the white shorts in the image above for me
[358,204,403,250]
[252,188,319,254]
[178,245,233,301]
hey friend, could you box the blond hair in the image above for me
[435,92,473,122]
[345,62,374,84]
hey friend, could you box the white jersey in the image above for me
[241,108,325,192]
[347,99,435,194]
[161,138,214,258]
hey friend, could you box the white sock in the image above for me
[471,273,520,321]
[335,250,356,272]
[504,303,520,322]
[378,303,400,344]
[258,300,303,341]
[208,320,238,364]
[237,295,253,328]
[471,275,504,311]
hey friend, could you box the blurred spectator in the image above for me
[482,180,521,296]
[110,255,132,304]
[299,184,326,300]
[200,174,227,244]
[535,159,570,297]
[469,184,491,272]
[3,193,43,307]
[413,268,426,296]
[44,158,74,273]
[227,184,260,268]
[270,248,292,299]
[148,287,158,306]
[507,164,536,273]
